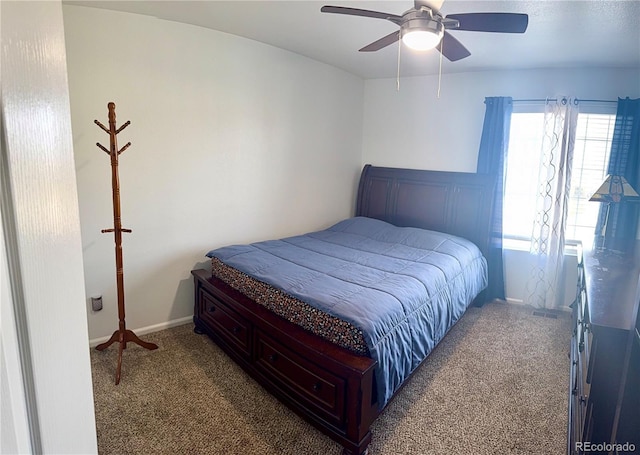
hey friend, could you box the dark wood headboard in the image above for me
[355,164,496,257]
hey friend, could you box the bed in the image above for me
[191,164,495,455]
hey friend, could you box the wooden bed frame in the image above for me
[192,164,495,455]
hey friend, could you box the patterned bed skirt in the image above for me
[210,258,369,356]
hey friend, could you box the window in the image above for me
[503,105,616,247]
[567,113,616,243]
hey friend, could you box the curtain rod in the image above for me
[513,98,617,103]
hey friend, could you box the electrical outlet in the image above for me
[91,295,103,311]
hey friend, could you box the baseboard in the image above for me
[88,316,193,348]
[504,297,571,314]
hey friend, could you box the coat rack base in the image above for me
[95,328,158,384]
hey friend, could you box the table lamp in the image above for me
[589,174,640,250]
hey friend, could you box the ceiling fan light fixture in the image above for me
[401,17,444,51]
[402,29,442,51]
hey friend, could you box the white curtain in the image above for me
[525,98,579,309]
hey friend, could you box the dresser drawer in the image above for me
[576,286,591,400]
[255,330,346,426]
[579,329,592,395]
[198,287,251,358]
[569,337,581,455]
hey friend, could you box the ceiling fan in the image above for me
[321,0,528,62]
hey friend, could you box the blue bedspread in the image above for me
[206,217,487,408]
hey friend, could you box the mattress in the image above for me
[207,216,487,407]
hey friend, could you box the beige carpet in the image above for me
[91,300,571,455]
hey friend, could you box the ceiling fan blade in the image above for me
[414,0,444,13]
[321,6,402,23]
[445,13,528,33]
[437,31,471,62]
[359,31,401,52]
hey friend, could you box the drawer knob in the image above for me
[232,326,242,334]
[268,353,278,362]
[207,306,216,313]
[312,382,322,392]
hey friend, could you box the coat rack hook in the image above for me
[94,119,109,133]
[116,120,131,135]
[96,142,110,155]
[118,142,132,155]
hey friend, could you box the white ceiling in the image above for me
[64,0,640,79]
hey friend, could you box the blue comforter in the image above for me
[207,216,487,408]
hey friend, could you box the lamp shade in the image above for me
[589,174,640,203]
[402,30,442,51]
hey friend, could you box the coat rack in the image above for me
[94,102,157,385]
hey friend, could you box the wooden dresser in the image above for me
[568,242,640,454]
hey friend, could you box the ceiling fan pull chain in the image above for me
[396,35,402,91]
[437,38,443,98]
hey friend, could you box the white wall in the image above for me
[63,5,364,341]
[362,67,640,304]
[362,68,640,171]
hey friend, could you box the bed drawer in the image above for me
[198,287,251,358]
[255,330,346,427]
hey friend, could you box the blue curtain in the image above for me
[477,97,513,301]
[594,97,640,250]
